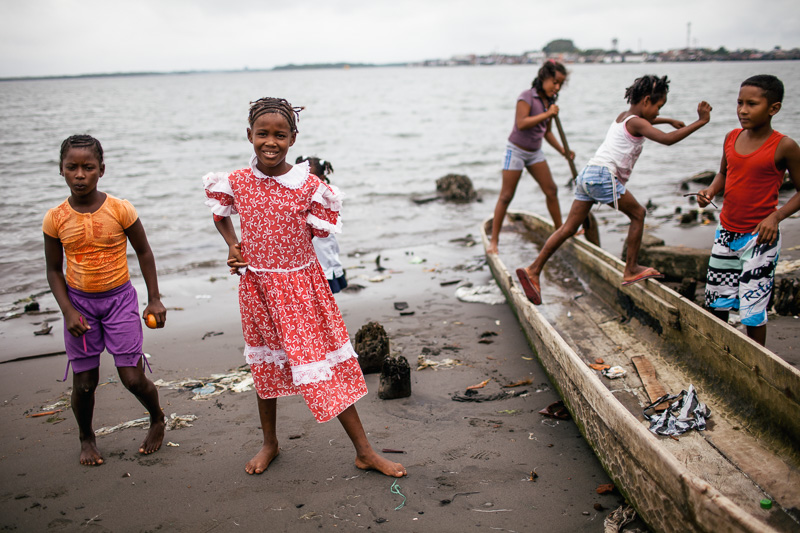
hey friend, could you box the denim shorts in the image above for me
[573,165,626,206]
[502,142,546,171]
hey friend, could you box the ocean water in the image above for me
[1,61,799,298]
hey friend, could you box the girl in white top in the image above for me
[515,75,712,304]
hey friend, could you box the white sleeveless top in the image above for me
[585,115,645,185]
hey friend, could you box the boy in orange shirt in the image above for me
[697,75,800,346]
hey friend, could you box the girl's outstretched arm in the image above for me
[125,219,166,326]
[628,101,712,145]
[214,217,248,274]
[651,117,686,129]
[44,234,87,337]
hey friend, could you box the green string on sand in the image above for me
[390,480,406,510]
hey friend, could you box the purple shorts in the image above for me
[64,281,144,376]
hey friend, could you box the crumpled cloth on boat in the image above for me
[642,384,710,436]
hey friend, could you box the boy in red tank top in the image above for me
[697,75,800,346]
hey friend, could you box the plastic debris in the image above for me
[455,284,506,305]
[503,378,532,388]
[466,379,490,390]
[166,442,180,447]
[643,384,710,436]
[589,363,611,371]
[538,401,570,420]
[417,356,461,370]
[596,483,615,494]
[153,367,254,399]
[408,256,426,264]
[452,389,527,402]
[390,480,406,510]
[95,413,197,436]
[601,366,626,379]
[603,505,636,533]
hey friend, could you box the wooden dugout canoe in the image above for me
[482,211,800,533]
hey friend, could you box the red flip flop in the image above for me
[516,268,542,305]
[621,267,664,286]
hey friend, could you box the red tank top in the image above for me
[720,129,785,233]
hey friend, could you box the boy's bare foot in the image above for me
[355,450,407,478]
[245,443,280,475]
[139,419,165,455]
[80,438,104,466]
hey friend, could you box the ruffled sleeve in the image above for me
[203,172,236,222]
[308,182,343,237]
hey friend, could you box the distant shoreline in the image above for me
[2,57,798,83]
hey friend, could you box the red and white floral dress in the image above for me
[203,157,367,422]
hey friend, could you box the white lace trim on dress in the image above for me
[308,213,343,235]
[244,340,359,385]
[244,345,289,367]
[311,183,344,212]
[202,172,237,216]
[249,155,310,190]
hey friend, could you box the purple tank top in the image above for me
[507,89,550,152]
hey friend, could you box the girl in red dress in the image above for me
[204,98,405,477]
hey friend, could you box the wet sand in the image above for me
[1,218,798,532]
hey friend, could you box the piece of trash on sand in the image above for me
[95,413,197,436]
[466,379,490,390]
[595,358,605,364]
[601,366,626,379]
[393,302,409,311]
[417,356,461,370]
[643,384,710,436]
[201,331,223,340]
[440,492,480,505]
[455,284,506,305]
[451,389,528,402]
[390,480,406,510]
[27,410,62,418]
[439,279,462,286]
[154,367,254,398]
[503,378,532,388]
[589,363,611,371]
[33,324,53,336]
[596,483,615,494]
[528,469,538,482]
[381,448,405,454]
[367,275,389,282]
[538,400,570,420]
[192,384,217,398]
[604,505,636,533]
[166,442,180,447]
[408,256,426,264]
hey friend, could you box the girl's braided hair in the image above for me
[59,134,104,169]
[531,60,567,102]
[625,75,670,105]
[248,97,304,132]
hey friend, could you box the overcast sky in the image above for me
[2,0,799,78]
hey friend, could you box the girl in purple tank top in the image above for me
[488,60,575,255]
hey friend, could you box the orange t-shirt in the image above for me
[43,195,138,292]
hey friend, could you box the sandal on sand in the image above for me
[622,267,664,287]
[516,268,542,305]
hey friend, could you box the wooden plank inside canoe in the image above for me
[632,356,670,411]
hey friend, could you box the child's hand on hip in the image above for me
[753,213,780,245]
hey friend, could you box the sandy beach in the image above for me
[1,217,799,532]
